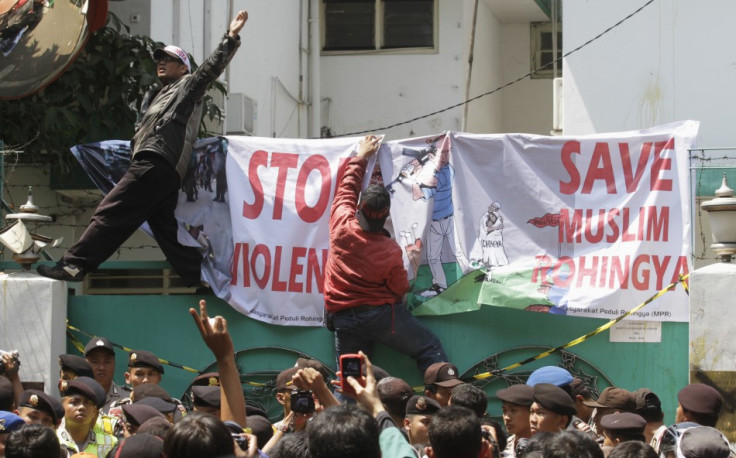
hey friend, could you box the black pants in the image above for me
[64,153,202,286]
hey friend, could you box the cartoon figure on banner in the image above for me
[400,222,422,278]
[398,134,470,298]
[475,201,509,281]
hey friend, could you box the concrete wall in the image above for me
[562,0,736,147]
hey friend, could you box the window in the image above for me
[84,268,196,295]
[323,0,435,53]
[530,22,562,79]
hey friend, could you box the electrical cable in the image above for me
[332,0,656,138]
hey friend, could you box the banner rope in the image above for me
[470,273,690,381]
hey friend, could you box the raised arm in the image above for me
[189,300,247,428]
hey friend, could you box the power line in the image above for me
[333,0,656,138]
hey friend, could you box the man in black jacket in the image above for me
[38,11,248,286]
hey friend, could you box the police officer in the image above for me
[58,354,94,380]
[529,383,577,435]
[15,389,63,429]
[84,336,125,412]
[497,384,534,455]
[526,366,596,437]
[57,376,118,456]
[599,412,646,457]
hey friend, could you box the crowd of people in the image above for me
[10,4,733,457]
[0,297,733,458]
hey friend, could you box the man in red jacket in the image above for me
[324,135,448,374]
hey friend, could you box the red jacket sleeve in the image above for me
[330,157,366,230]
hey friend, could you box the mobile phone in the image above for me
[339,353,364,394]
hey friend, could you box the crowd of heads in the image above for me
[1,336,734,458]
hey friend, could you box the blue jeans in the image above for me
[333,303,448,374]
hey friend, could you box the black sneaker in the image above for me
[37,262,86,282]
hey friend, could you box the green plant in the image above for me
[0,13,226,171]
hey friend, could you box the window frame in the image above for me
[321,0,439,56]
[530,21,562,79]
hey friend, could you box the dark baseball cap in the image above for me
[583,386,635,411]
[128,350,164,374]
[275,367,299,391]
[357,184,391,232]
[633,388,662,414]
[406,395,441,416]
[84,337,115,357]
[424,362,464,388]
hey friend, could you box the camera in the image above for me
[0,350,19,375]
[290,389,315,414]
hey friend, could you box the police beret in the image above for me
[192,385,220,408]
[114,434,165,458]
[127,350,164,374]
[677,383,723,416]
[59,376,106,408]
[600,412,646,433]
[0,377,13,411]
[423,362,464,388]
[532,383,577,417]
[275,367,299,391]
[122,403,166,427]
[0,411,25,433]
[136,396,176,414]
[583,386,635,411]
[406,395,441,416]
[137,416,172,435]
[19,389,63,424]
[497,384,535,406]
[132,383,172,403]
[526,366,573,387]
[191,372,220,387]
[678,426,731,458]
[84,337,115,357]
[58,354,94,378]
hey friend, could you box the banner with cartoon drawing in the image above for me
[378,121,697,322]
[72,121,696,325]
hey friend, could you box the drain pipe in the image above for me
[462,0,480,132]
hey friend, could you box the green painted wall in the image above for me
[67,292,687,423]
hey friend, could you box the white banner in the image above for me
[74,122,696,325]
[224,136,373,325]
[378,121,697,322]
